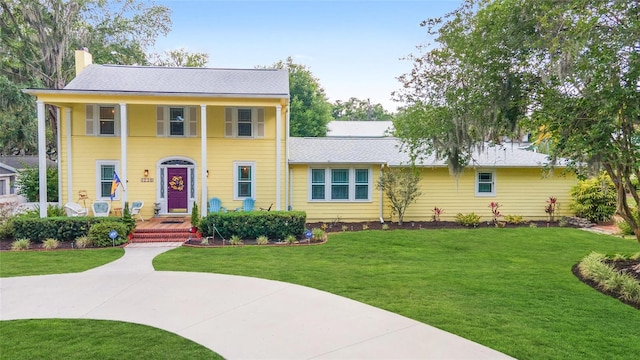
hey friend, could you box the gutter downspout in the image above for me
[379,163,385,223]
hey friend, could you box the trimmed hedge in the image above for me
[200,211,306,240]
[11,216,125,242]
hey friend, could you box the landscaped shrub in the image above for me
[285,234,297,244]
[504,214,526,225]
[229,235,243,246]
[455,212,481,227]
[87,221,128,247]
[311,228,325,242]
[0,218,15,240]
[12,217,124,242]
[74,236,93,248]
[570,173,617,223]
[256,235,269,245]
[578,252,640,306]
[42,238,60,250]
[617,208,639,236]
[121,202,136,235]
[200,211,305,240]
[11,239,30,251]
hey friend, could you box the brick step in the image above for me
[129,237,190,243]
[134,228,192,234]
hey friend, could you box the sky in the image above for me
[154,0,463,112]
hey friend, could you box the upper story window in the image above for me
[225,107,265,138]
[309,167,372,202]
[476,170,496,196]
[156,106,197,137]
[86,105,120,136]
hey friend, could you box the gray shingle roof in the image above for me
[64,65,289,96]
[0,156,56,170]
[289,137,565,168]
[327,121,394,137]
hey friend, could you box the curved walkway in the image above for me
[1,243,513,359]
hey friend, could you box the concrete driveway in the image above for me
[0,243,513,359]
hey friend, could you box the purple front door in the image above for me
[167,167,188,213]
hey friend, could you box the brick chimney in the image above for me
[75,48,93,76]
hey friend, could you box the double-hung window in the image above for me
[169,107,185,136]
[309,167,371,201]
[96,161,120,200]
[225,107,265,138]
[476,170,496,196]
[85,104,120,136]
[233,162,256,199]
[156,106,197,137]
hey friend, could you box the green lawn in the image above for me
[0,319,222,359]
[0,248,124,277]
[154,228,640,360]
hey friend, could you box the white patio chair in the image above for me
[91,201,111,217]
[130,200,144,221]
[64,202,89,217]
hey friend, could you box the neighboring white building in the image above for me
[0,162,17,204]
[327,121,394,137]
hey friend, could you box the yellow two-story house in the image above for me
[26,50,289,218]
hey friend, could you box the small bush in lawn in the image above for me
[455,213,481,227]
[311,228,325,242]
[42,238,60,250]
[504,214,525,225]
[382,223,389,230]
[229,235,243,246]
[529,222,538,228]
[200,237,209,245]
[11,239,31,251]
[341,225,349,232]
[285,235,296,244]
[617,208,638,236]
[75,236,92,249]
[88,221,128,247]
[362,224,369,230]
[256,235,269,245]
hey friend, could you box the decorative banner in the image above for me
[169,175,184,191]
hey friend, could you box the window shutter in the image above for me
[225,107,233,137]
[114,106,121,136]
[85,105,95,135]
[156,106,165,136]
[256,108,265,137]
[189,106,197,137]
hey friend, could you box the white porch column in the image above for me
[200,105,208,214]
[65,108,73,203]
[119,103,128,205]
[275,105,282,210]
[56,108,62,204]
[37,101,47,218]
[285,100,290,210]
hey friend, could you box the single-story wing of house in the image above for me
[23,49,576,223]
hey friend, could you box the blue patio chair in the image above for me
[237,198,255,212]
[208,197,227,213]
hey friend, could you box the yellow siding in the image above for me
[399,167,576,222]
[290,165,576,223]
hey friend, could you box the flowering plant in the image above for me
[489,202,502,225]
[545,197,557,222]
[432,206,444,222]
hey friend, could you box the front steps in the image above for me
[130,227,193,243]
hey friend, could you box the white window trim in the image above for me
[307,167,372,202]
[96,160,121,200]
[225,107,265,138]
[86,104,120,136]
[233,161,256,200]
[157,106,197,137]
[475,169,496,197]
